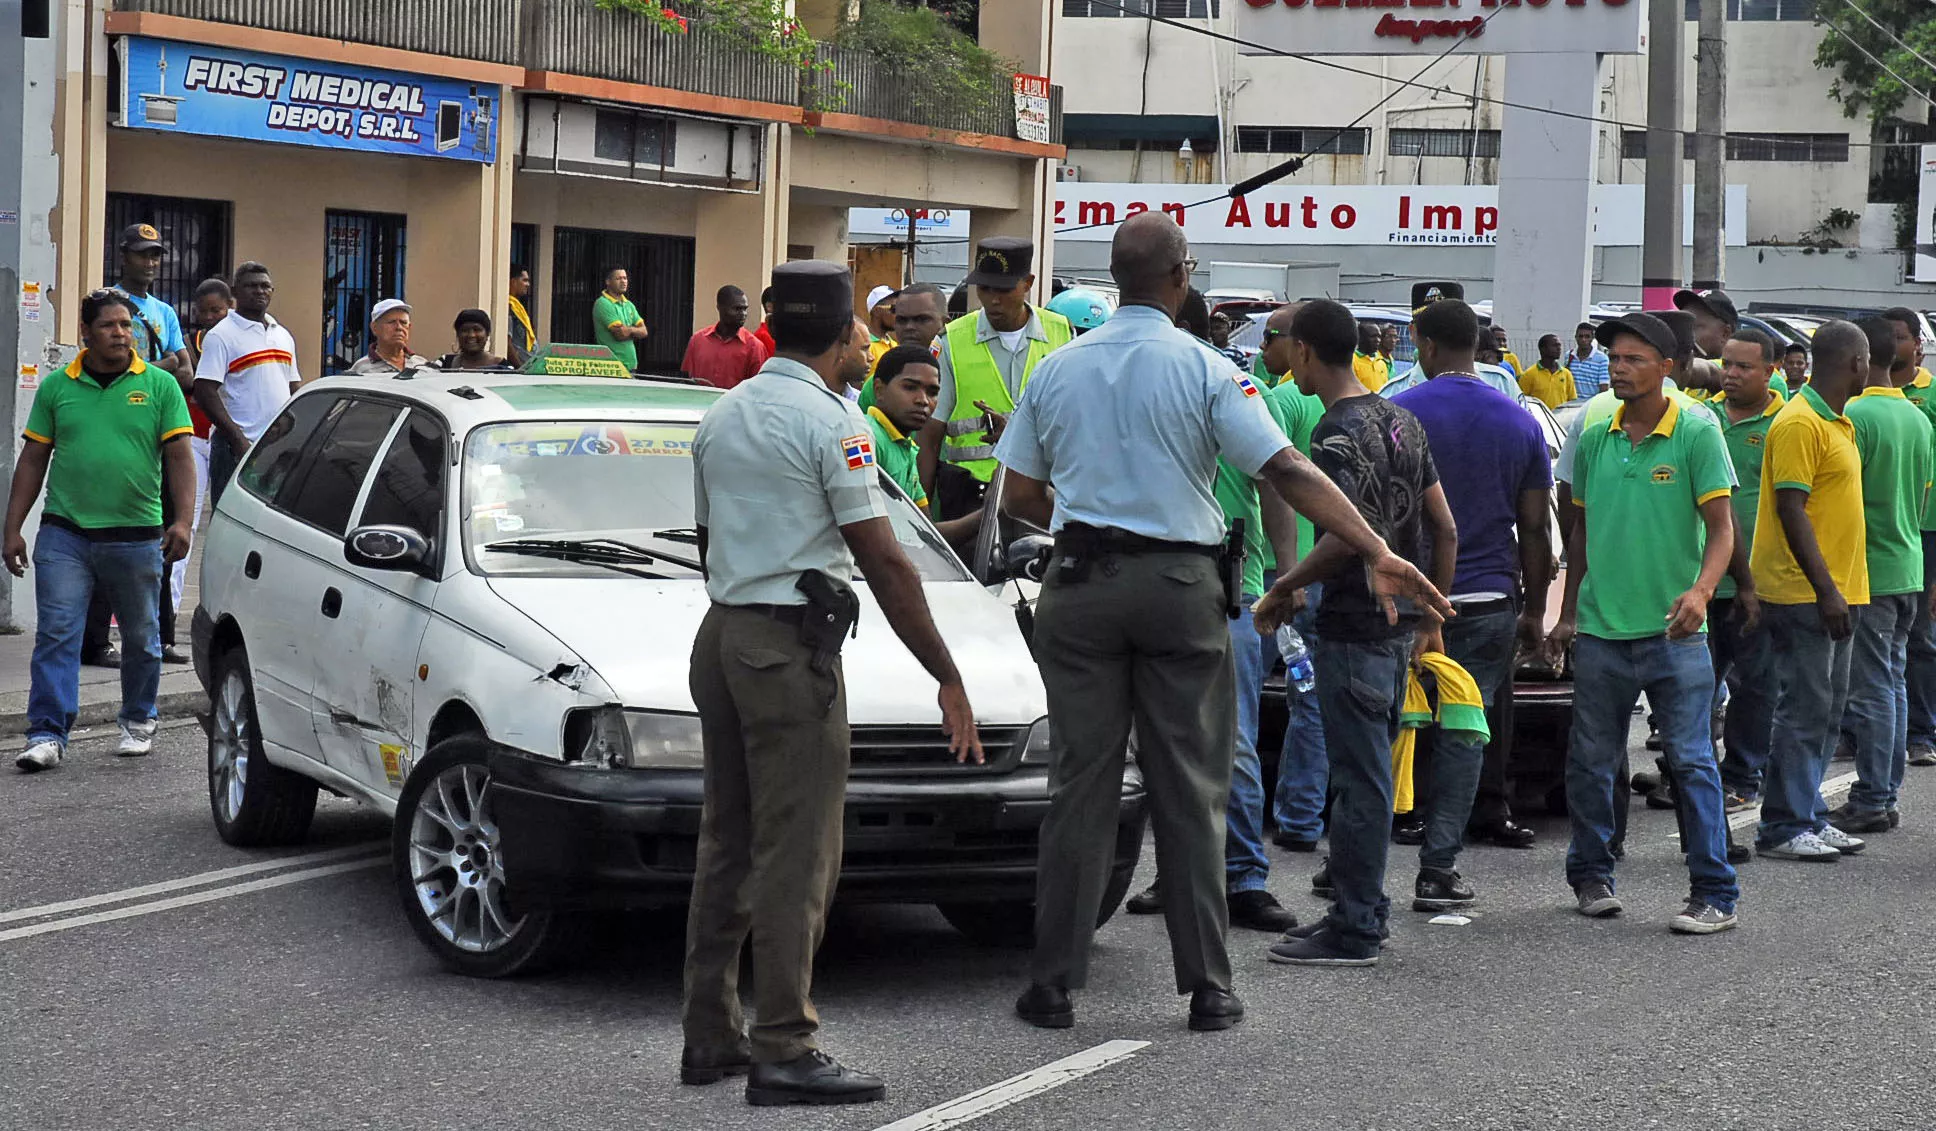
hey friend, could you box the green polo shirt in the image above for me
[1212,375,1323,595]
[1713,391,1783,599]
[592,290,645,371]
[1847,385,1935,595]
[1902,369,1936,530]
[1572,398,1733,640]
[866,406,927,510]
[23,352,193,531]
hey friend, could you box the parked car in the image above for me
[192,368,1143,976]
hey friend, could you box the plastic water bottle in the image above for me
[1276,624,1317,694]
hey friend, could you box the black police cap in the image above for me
[769,260,853,320]
[964,237,1035,289]
[1411,281,1463,312]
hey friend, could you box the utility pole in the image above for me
[1692,0,1727,290]
[1640,0,1685,309]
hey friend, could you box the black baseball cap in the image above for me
[963,237,1035,289]
[1653,309,1698,358]
[1673,288,1738,328]
[1595,311,1679,362]
[119,223,165,253]
[769,260,853,320]
[1411,280,1463,313]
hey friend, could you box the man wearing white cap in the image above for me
[347,299,428,375]
[863,285,897,371]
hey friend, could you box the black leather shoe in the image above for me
[1272,832,1319,853]
[1188,987,1245,1031]
[1467,820,1537,849]
[744,1051,885,1106]
[1125,883,1163,915]
[1227,890,1296,932]
[1391,817,1425,846]
[1015,983,1074,1029]
[680,1045,752,1086]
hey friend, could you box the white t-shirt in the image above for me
[194,311,300,441]
[994,327,1028,355]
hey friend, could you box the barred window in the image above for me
[1620,130,1849,162]
[1388,129,1501,159]
[1234,126,1370,155]
[1064,0,1221,14]
[1681,0,1812,18]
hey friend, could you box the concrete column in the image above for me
[1692,0,1727,291]
[692,122,787,329]
[1491,53,1597,366]
[1641,0,1685,309]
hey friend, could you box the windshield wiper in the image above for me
[485,537,701,577]
[650,527,700,546]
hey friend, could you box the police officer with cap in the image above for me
[999,212,1452,1033]
[1380,281,1520,399]
[917,236,1073,520]
[683,259,984,1106]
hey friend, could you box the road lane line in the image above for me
[0,843,384,925]
[0,859,384,942]
[870,1040,1150,1131]
[1725,770,1856,834]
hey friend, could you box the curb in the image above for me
[1,683,206,736]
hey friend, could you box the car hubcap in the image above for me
[211,670,250,822]
[408,763,521,953]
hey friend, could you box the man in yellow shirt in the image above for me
[1353,321,1388,392]
[1750,320,1872,861]
[1518,334,1577,410]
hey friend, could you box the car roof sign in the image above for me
[519,344,634,380]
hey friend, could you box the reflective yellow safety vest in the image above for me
[940,307,1073,482]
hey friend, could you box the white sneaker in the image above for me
[1759,830,1841,861]
[1815,824,1866,855]
[14,740,62,773]
[116,719,157,757]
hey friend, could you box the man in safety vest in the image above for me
[917,237,1073,520]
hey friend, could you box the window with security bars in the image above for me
[1063,0,1221,15]
[1620,130,1850,162]
[1235,126,1370,155]
[1388,129,1501,159]
[1681,0,1812,19]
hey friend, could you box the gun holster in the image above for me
[796,571,860,676]
[1220,518,1248,620]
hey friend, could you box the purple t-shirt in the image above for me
[1390,375,1552,597]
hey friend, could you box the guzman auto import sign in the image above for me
[1051,184,1747,247]
[1236,0,1645,55]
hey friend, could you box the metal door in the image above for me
[549,226,695,374]
[322,210,407,375]
[103,193,232,321]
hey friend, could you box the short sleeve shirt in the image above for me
[693,357,889,606]
[1713,392,1783,599]
[192,311,299,441]
[866,406,928,510]
[1517,363,1575,411]
[593,292,644,371]
[1900,369,1936,530]
[681,325,769,390]
[1572,399,1733,640]
[24,352,193,531]
[1556,383,1728,486]
[993,306,1288,545]
[1846,385,1933,596]
[119,290,186,363]
[1751,385,1869,606]
[1307,394,1439,642]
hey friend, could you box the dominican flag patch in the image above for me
[1234,373,1261,398]
[841,434,876,470]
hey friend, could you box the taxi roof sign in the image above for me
[519,343,634,380]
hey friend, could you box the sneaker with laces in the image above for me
[1413,867,1475,912]
[1758,830,1841,861]
[1281,920,1390,948]
[1266,926,1379,967]
[1575,881,1622,918]
[1723,790,1758,814]
[14,740,62,773]
[1669,900,1738,935]
[116,719,158,757]
[1909,742,1936,768]
[1814,824,1865,854]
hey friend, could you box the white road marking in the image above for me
[1725,770,1856,833]
[0,843,384,925]
[869,1040,1150,1131]
[0,858,385,943]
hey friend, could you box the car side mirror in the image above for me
[345,525,430,572]
[1004,534,1054,582]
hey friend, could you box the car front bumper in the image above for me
[489,748,1148,911]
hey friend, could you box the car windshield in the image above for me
[462,419,967,581]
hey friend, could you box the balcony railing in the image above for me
[808,43,1014,138]
[115,0,524,66]
[523,0,803,108]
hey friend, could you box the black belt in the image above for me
[1054,524,1220,559]
[1450,596,1516,616]
[723,601,810,626]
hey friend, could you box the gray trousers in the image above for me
[1029,551,1235,995]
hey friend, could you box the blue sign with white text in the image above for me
[118,36,498,163]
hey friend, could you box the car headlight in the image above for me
[564,707,705,769]
[1019,716,1052,764]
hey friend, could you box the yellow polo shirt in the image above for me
[1750,384,1870,606]
[1518,362,1576,411]
[1352,352,1387,393]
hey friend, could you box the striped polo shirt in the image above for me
[192,310,300,440]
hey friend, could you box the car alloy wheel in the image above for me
[210,668,251,826]
[406,761,521,954]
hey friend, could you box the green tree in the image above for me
[1815,0,1936,121]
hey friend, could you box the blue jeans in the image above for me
[1224,597,1271,893]
[1416,606,1516,871]
[1565,633,1738,910]
[26,525,164,747]
[1271,583,1329,841]
[1908,530,1936,749]
[1759,602,1853,846]
[1847,593,1915,814]
[1709,597,1775,798]
[1314,634,1410,954]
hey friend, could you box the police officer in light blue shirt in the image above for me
[1378,282,1521,400]
[997,212,1451,1035]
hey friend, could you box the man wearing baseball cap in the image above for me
[1378,282,1518,399]
[346,299,427,375]
[916,237,1072,520]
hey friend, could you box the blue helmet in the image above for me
[1046,288,1112,333]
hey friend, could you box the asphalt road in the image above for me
[4,722,1935,1131]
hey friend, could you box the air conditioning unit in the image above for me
[1056,164,1081,183]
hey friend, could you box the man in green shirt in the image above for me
[1879,309,1936,768]
[1834,319,1936,831]
[1711,329,1782,809]
[4,291,195,771]
[865,345,935,510]
[592,267,649,373]
[1546,312,1739,932]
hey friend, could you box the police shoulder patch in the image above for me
[841,433,876,470]
[1233,372,1261,399]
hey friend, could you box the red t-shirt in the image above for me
[754,322,776,356]
[682,324,770,389]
